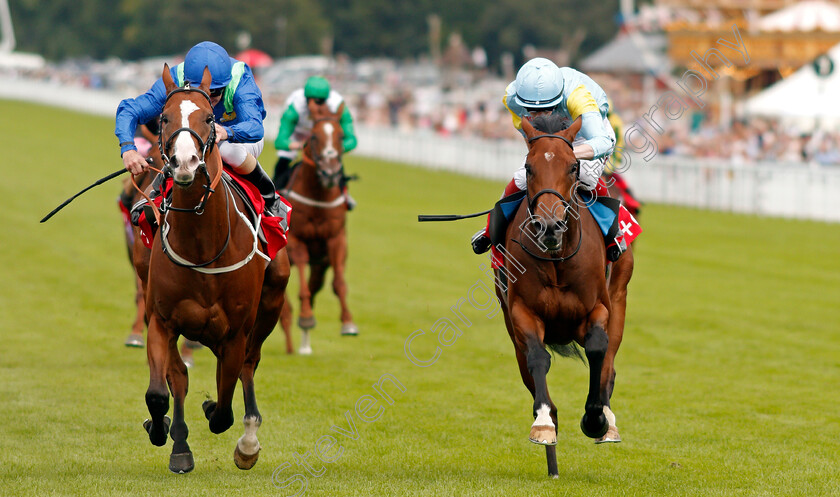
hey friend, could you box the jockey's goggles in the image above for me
[209,87,225,98]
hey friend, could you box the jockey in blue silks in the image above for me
[115,41,284,219]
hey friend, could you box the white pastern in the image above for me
[532,404,555,428]
[237,415,261,455]
[603,405,616,427]
[173,100,201,175]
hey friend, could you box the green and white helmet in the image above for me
[304,76,330,100]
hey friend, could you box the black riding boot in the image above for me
[245,163,283,217]
[272,157,292,191]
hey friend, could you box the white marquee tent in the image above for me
[743,42,840,129]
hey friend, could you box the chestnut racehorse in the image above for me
[494,115,633,477]
[280,101,357,355]
[140,65,290,473]
[121,124,206,365]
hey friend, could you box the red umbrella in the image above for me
[236,49,274,68]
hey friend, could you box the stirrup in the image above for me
[471,229,491,255]
[606,238,627,262]
[345,193,356,211]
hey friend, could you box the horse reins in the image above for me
[512,133,583,263]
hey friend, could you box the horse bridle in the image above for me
[512,133,583,263]
[156,83,232,269]
[157,83,218,215]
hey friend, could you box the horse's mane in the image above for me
[531,114,571,134]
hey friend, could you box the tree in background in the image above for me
[9,0,618,68]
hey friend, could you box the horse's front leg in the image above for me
[510,302,559,477]
[327,230,357,336]
[580,302,610,439]
[166,336,193,473]
[144,315,171,447]
[290,237,315,354]
[202,333,247,434]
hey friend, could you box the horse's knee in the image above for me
[525,341,551,376]
[145,390,169,418]
[584,326,608,361]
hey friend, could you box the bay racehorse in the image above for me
[494,115,633,477]
[121,124,204,366]
[280,100,357,355]
[140,65,290,473]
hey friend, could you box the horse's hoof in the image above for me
[595,426,621,444]
[143,416,171,447]
[340,323,359,336]
[169,452,195,474]
[202,400,217,420]
[234,444,260,470]
[298,345,312,355]
[529,425,557,446]
[298,316,316,330]
[182,355,194,369]
[124,333,144,348]
[580,412,609,439]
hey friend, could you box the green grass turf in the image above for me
[1,99,839,496]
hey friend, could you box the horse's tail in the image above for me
[547,343,586,364]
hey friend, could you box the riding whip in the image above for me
[40,158,153,223]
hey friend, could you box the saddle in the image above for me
[134,169,291,260]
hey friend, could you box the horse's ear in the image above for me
[521,117,538,142]
[334,102,345,119]
[162,63,176,94]
[200,67,212,93]
[564,116,583,141]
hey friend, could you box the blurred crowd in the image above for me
[7,55,840,166]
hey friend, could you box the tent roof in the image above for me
[757,1,840,32]
[579,32,667,74]
[744,41,840,124]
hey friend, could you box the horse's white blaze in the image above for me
[173,100,201,176]
[236,415,261,455]
[603,405,617,427]
[544,152,554,161]
[322,122,339,159]
[532,403,554,428]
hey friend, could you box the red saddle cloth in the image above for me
[137,169,291,261]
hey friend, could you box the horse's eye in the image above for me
[524,164,532,176]
[206,116,213,124]
[160,116,169,124]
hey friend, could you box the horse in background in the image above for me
[279,100,357,355]
[139,65,290,473]
[494,115,633,477]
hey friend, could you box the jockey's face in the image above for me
[526,106,556,120]
[209,86,225,107]
[308,97,327,106]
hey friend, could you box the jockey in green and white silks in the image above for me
[272,76,357,191]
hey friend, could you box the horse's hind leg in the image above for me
[580,303,610,440]
[166,338,194,473]
[597,250,634,443]
[233,251,291,469]
[327,231,357,336]
[203,335,247,434]
[144,316,171,447]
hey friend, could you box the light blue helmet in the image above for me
[513,57,563,109]
[184,41,232,89]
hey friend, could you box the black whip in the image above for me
[40,168,129,223]
[417,209,492,222]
